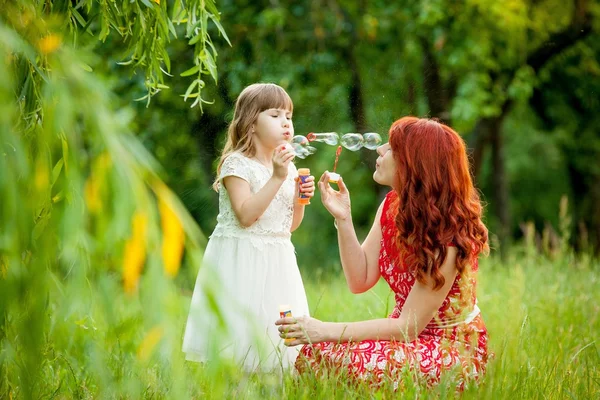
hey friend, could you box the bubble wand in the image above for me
[329,146,342,183]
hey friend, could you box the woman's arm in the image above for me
[335,202,383,293]
[276,247,458,345]
[318,172,382,293]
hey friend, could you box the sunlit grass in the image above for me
[1,249,598,399]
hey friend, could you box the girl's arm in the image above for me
[318,172,382,294]
[276,247,458,345]
[290,202,305,232]
[224,175,286,227]
[225,148,295,227]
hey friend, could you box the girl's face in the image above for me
[252,108,294,150]
[374,143,397,187]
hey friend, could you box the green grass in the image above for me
[1,249,599,399]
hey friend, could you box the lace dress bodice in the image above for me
[211,151,297,248]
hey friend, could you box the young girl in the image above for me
[182,83,313,372]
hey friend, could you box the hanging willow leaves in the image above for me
[0,1,217,397]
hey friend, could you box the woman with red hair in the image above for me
[276,117,490,389]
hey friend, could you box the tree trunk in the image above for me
[348,49,367,134]
[345,45,382,201]
[192,80,232,174]
[468,119,491,181]
[420,37,450,122]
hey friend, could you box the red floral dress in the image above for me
[296,191,489,390]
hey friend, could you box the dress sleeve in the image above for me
[219,153,251,183]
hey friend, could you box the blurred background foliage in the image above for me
[1,0,600,398]
[124,0,600,266]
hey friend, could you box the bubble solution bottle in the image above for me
[279,304,294,344]
[297,168,311,205]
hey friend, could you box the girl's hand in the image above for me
[275,315,328,346]
[296,174,315,202]
[318,171,351,221]
[273,144,295,180]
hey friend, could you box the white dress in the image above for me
[182,151,310,372]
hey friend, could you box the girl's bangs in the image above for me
[257,86,293,112]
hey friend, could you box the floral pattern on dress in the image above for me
[296,191,490,390]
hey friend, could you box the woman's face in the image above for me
[373,143,397,187]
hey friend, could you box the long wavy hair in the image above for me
[212,83,293,191]
[389,117,489,289]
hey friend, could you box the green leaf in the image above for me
[61,137,69,174]
[139,0,155,9]
[208,14,231,46]
[183,79,199,101]
[172,0,186,22]
[32,206,51,240]
[160,47,171,72]
[81,12,100,36]
[202,50,217,82]
[188,34,202,46]
[51,159,64,187]
[52,191,64,204]
[134,93,150,101]
[79,62,93,72]
[204,0,220,17]
[70,8,87,27]
[180,65,200,77]
[167,19,178,38]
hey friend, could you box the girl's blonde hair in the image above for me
[212,83,293,191]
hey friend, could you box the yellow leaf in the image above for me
[159,198,185,277]
[38,34,62,55]
[137,325,164,361]
[123,212,148,293]
[34,159,49,192]
[84,178,101,213]
[84,153,112,214]
[97,152,112,170]
[153,0,160,4]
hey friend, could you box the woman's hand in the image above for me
[273,144,295,180]
[318,171,351,220]
[275,315,329,346]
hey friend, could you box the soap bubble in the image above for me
[363,132,382,150]
[340,133,364,151]
[291,132,382,157]
[292,135,309,146]
[292,144,309,159]
[291,135,310,159]
[307,132,339,145]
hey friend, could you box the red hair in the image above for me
[388,117,488,289]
